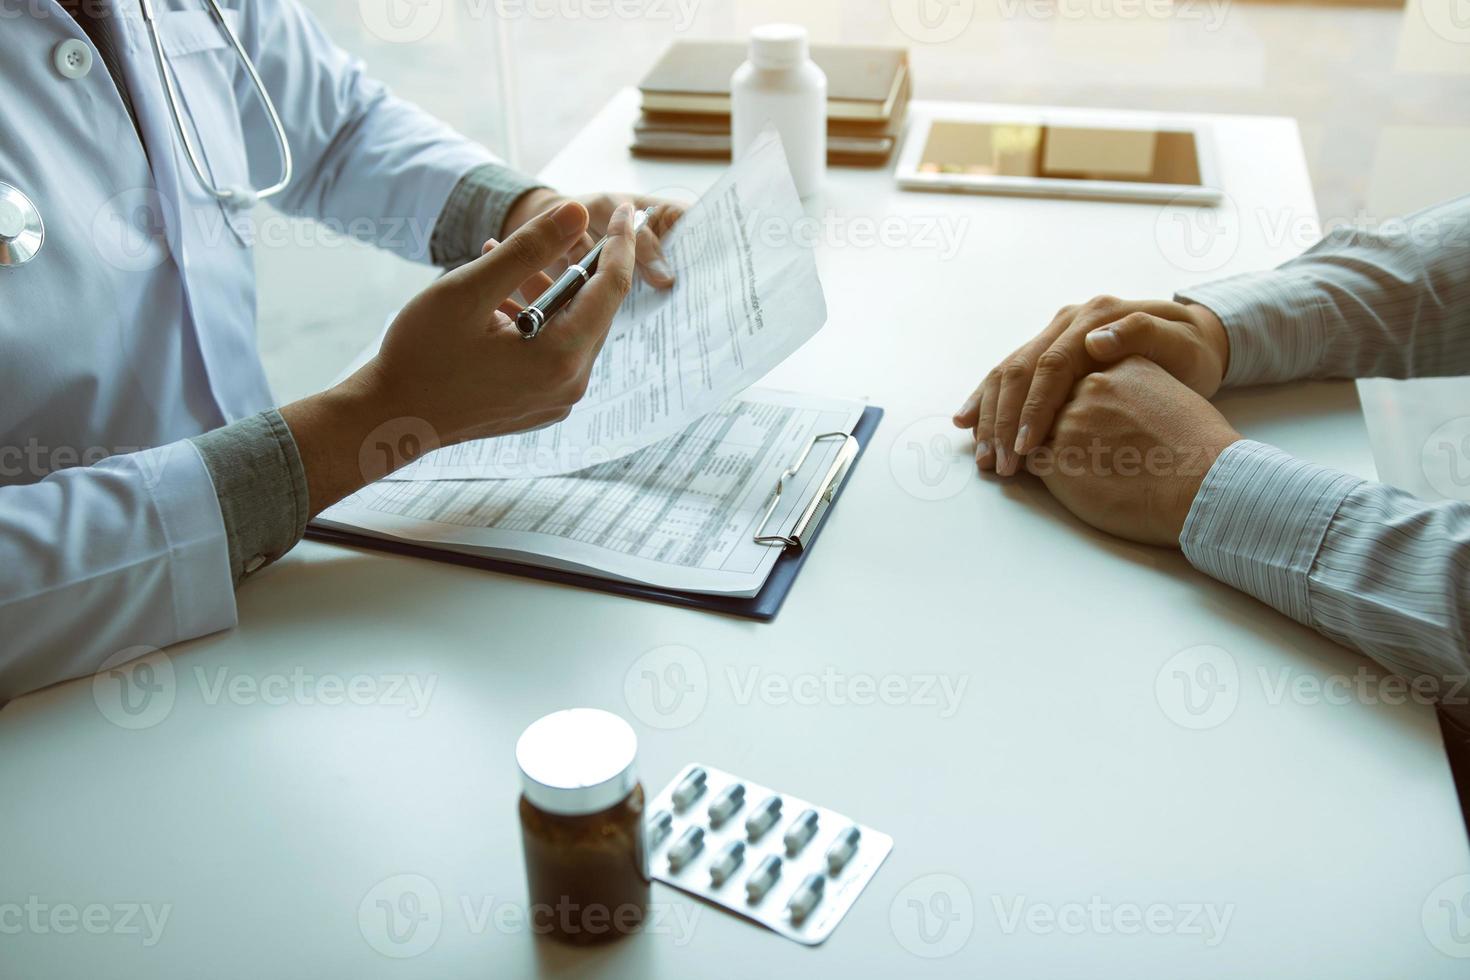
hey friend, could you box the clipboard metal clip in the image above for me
[753,431,860,552]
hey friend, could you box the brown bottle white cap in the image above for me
[516,708,639,816]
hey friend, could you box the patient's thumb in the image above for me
[1085,314,1175,365]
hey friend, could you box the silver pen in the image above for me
[516,207,654,340]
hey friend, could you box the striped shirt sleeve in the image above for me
[1183,442,1470,714]
[1172,195,1470,712]
[1176,193,1470,386]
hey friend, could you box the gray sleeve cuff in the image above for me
[189,410,309,586]
[1175,270,1331,388]
[1180,440,1361,626]
[429,163,546,268]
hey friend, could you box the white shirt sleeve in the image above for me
[0,441,236,702]
[235,0,504,262]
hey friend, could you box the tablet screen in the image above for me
[917,121,1202,186]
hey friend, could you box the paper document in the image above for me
[1357,377,1470,504]
[315,389,865,596]
[386,127,826,480]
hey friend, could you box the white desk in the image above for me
[3,92,1467,978]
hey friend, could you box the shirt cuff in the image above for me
[1176,270,1331,387]
[189,410,309,585]
[1180,440,1362,626]
[429,163,546,268]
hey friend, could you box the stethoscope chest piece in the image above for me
[0,182,44,268]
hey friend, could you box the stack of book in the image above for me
[632,41,910,167]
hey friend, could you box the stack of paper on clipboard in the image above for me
[310,128,881,611]
[314,389,870,598]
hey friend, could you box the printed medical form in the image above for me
[385,127,828,480]
[316,389,863,595]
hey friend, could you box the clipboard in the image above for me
[304,406,883,622]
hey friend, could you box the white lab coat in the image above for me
[0,0,495,699]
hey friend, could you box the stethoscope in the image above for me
[0,0,293,269]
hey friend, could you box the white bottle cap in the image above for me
[516,708,639,816]
[749,23,809,70]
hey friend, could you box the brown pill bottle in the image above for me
[515,708,650,946]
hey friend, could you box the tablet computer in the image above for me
[896,108,1222,205]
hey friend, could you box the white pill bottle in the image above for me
[730,23,827,199]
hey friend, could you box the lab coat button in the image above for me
[53,39,94,80]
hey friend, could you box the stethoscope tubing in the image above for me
[138,0,293,208]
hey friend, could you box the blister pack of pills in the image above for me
[645,763,893,945]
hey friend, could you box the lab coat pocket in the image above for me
[154,8,255,247]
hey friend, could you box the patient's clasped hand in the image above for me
[954,296,1237,546]
[955,195,1470,712]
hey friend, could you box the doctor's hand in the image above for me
[952,297,1230,477]
[501,189,686,289]
[281,200,636,514]
[1020,357,1241,548]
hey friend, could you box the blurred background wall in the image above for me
[257,0,1470,402]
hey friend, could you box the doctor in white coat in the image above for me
[0,0,681,700]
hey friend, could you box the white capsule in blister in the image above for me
[708,782,745,826]
[668,826,704,871]
[745,794,782,840]
[671,767,708,810]
[786,873,825,922]
[745,854,782,902]
[646,809,673,849]
[783,808,819,855]
[709,840,745,886]
[825,825,861,874]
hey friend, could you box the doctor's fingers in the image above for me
[633,198,685,288]
[450,202,589,311]
[552,203,637,363]
[635,224,674,287]
[636,197,687,237]
[481,239,556,310]
[484,234,579,291]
